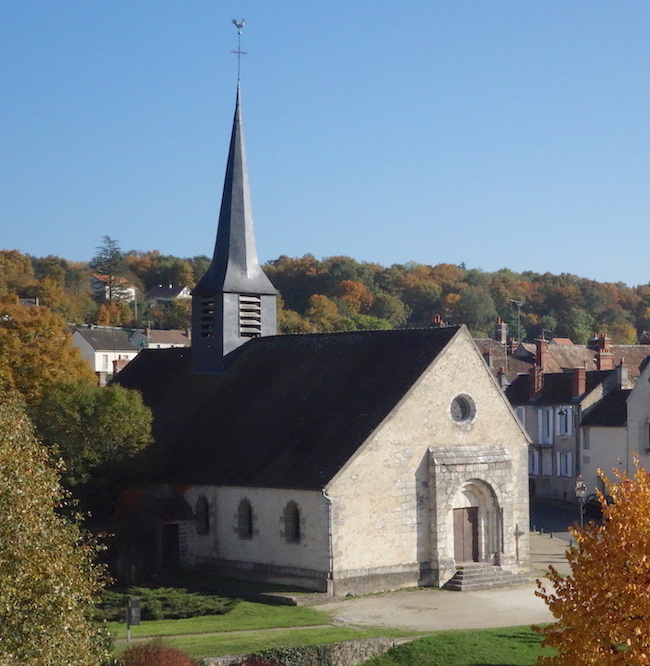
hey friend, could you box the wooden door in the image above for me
[453,507,479,563]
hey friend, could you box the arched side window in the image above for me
[195,495,210,535]
[283,501,301,544]
[238,499,254,539]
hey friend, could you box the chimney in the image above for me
[506,335,517,356]
[640,331,650,345]
[596,333,613,371]
[535,338,549,370]
[615,361,628,388]
[572,367,586,398]
[529,366,543,400]
[483,348,493,368]
[432,314,447,328]
[494,317,508,344]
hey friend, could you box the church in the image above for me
[114,85,531,595]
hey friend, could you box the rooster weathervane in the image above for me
[231,19,247,82]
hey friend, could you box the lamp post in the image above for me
[575,474,587,528]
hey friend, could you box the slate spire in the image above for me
[192,85,277,372]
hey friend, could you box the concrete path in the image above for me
[314,533,572,632]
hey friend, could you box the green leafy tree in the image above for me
[0,383,110,665]
[30,381,153,517]
[90,236,130,301]
[535,459,650,664]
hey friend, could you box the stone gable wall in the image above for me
[327,329,530,594]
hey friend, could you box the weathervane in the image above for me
[231,19,247,82]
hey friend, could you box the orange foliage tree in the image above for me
[0,296,95,403]
[535,458,650,664]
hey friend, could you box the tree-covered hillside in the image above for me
[1,242,649,343]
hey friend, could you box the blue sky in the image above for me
[1,1,649,285]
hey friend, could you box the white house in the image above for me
[73,327,138,385]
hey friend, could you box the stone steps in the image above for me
[443,562,532,592]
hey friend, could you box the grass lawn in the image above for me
[364,625,553,666]
[115,626,419,660]
[108,600,332,640]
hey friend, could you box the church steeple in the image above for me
[192,86,277,373]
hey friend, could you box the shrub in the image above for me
[97,587,235,621]
[120,638,197,666]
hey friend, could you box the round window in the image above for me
[451,395,474,422]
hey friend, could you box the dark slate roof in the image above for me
[75,327,137,352]
[193,85,277,298]
[581,389,631,427]
[506,370,614,405]
[144,285,190,301]
[114,326,460,490]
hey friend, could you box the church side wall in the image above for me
[183,486,331,591]
[327,332,530,595]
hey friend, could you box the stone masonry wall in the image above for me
[326,328,530,594]
[204,637,412,666]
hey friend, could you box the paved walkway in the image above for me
[313,532,572,632]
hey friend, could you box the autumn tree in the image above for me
[305,294,344,332]
[0,296,96,403]
[335,279,374,314]
[0,249,36,296]
[535,459,650,664]
[0,383,110,665]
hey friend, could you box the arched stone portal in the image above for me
[451,480,500,565]
[429,446,514,587]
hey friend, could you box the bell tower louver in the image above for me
[191,85,278,373]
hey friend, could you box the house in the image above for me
[506,362,632,501]
[580,388,631,495]
[73,326,138,385]
[580,357,650,495]
[91,274,137,302]
[475,331,650,387]
[130,328,191,350]
[112,85,531,594]
[144,285,192,303]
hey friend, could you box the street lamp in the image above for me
[575,474,587,528]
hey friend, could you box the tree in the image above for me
[305,294,344,332]
[0,383,110,665]
[335,279,374,314]
[30,380,153,518]
[0,249,36,296]
[535,459,650,664]
[91,236,128,301]
[0,296,96,403]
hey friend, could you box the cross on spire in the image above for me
[231,19,247,82]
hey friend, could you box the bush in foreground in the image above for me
[98,586,235,621]
[120,638,198,666]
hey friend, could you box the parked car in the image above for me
[584,493,613,518]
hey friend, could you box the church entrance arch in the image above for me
[451,480,500,565]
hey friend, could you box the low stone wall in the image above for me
[204,636,414,666]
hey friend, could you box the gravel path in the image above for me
[313,533,571,632]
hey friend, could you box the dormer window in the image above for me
[239,295,262,337]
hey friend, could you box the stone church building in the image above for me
[114,86,531,595]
